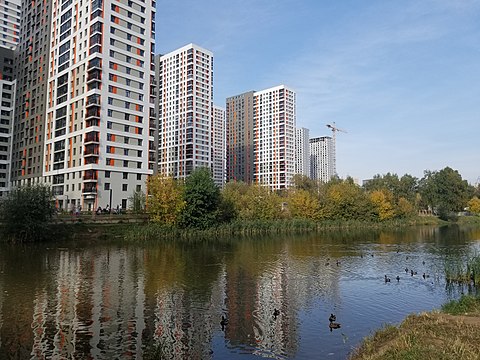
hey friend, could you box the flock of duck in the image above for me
[221,310,342,332]
[384,259,430,283]
[220,256,432,333]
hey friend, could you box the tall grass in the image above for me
[445,254,480,285]
[123,217,427,242]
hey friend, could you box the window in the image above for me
[122,184,128,191]
[123,172,128,179]
[104,182,110,190]
[105,171,110,178]
[136,174,142,180]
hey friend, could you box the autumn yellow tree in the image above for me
[147,175,185,225]
[287,189,321,220]
[468,197,480,215]
[370,189,395,221]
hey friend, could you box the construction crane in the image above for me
[326,122,347,176]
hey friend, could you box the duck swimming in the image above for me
[329,322,341,331]
[384,275,391,283]
[329,314,336,322]
[220,315,228,328]
[396,276,400,281]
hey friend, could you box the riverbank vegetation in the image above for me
[132,166,477,240]
[349,295,480,360]
[1,166,479,242]
[445,254,480,286]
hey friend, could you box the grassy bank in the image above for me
[0,215,456,243]
[349,295,480,360]
[122,216,445,242]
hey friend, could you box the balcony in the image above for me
[83,170,98,182]
[82,185,97,194]
[86,95,101,108]
[87,69,102,84]
[86,107,100,120]
[84,131,100,144]
[84,144,99,157]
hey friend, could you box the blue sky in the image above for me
[156,0,480,184]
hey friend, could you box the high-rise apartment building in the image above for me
[226,91,254,183]
[0,0,21,50]
[156,44,214,180]
[295,127,309,177]
[41,0,156,211]
[0,0,20,199]
[0,48,16,198]
[226,85,296,189]
[212,105,225,187]
[10,0,52,187]
[310,136,334,183]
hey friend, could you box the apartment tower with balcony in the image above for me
[42,0,156,211]
[309,136,334,183]
[253,85,296,189]
[0,48,16,198]
[156,44,214,180]
[212,105,225,187]
[226,85,296,189]
[0,0,20,198]
[225,91,254,183]
[295,127,309,178]
[9,0,52,192]
[0,0,21,50]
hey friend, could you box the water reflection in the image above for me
[0,225,479,359]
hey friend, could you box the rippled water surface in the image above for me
[1,225,480,359]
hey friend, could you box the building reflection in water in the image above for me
[0,241,343,359]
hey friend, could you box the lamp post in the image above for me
[109,188,112,215]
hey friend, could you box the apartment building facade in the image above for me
[0,48,16,198]
[156,44,214,180]
[0,0,21,50]
[295,127,310,178]
[212,105,225,187]
[10,0,52,189]
[39,0,156,211]
[309,136,334,183]
[226,85,296,189]
[225,91,254,183]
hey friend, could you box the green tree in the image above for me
[363,173,418,204]
[322,179,373,220]
[396,197,416,218]
[242,184,282,220]
[291,174,320,193]
[128,190,146,213]
[419,167,470,220]
[0,184,55,242]
[180,167,220,229]
[222,182,282,220]
[147,175,185,225]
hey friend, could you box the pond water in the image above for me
[1,225,480,359]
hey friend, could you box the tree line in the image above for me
[1,166,478,241]
[147,166,479,229]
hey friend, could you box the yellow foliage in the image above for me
[370,190,395,220]
[147,175,185,225]
[468,197,480,214]
[287,189,320,220]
